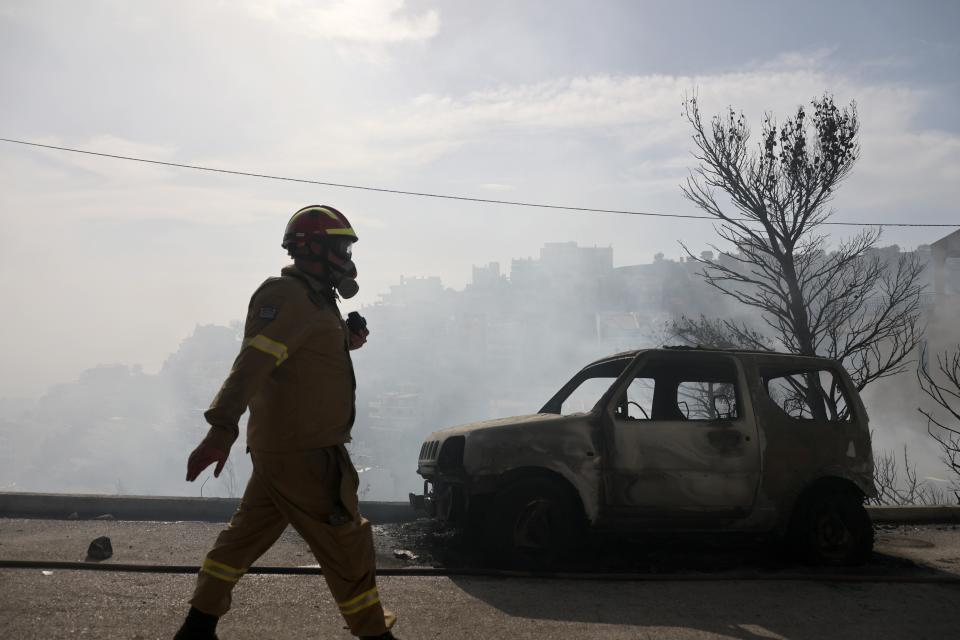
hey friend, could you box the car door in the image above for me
[602,352,761,520]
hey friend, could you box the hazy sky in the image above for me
[1,0,958,397]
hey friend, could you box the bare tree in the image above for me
[870,444,947,506]
[918,347,960,504]
[680,94,924,392]
[665,314,771,350]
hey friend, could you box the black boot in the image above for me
[173,607,220,640]
[360,632,399,640]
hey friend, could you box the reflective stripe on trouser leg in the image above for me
[311,518,390,636]
[200,557,246,583]
[189,469,289,617]
[249,449,394,637]
[337,591,396,631]
[338,587,380,615]
[191,557,248,616]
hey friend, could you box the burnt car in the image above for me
[411,347,877,565]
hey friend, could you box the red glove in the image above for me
[186,443,228,482]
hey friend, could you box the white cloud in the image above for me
[25,135,180,184]
[241,0,439,44]
[356,70,960,220]
[0,136,263,225]
[11,57,956,233]
[480,183,515,192]
[325,71,833,167]
[187,64,957,229]
[749,47,838,72]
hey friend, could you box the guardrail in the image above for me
[1,493,958,524]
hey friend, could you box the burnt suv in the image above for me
[411,347,877,565]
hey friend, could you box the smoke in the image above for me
[864,308,960,492]
[0,324,251,497]
[1,242,957,500]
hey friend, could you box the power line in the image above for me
[1,136,956,229]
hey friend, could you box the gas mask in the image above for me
[334,272,359,299]
[326,239,359,299]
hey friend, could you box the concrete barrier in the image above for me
[0,492,418,524]
[1,492,958,525]
[868,505,960,524]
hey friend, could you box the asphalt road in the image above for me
[2,518,960,638]
[2,570,959,639]
[3,518,960,575]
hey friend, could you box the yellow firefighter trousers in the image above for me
[189,446,395,637]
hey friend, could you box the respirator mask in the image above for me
[326,238,359,299]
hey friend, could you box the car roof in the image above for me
[584,346,839,369]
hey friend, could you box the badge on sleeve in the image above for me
[259,306,278,320]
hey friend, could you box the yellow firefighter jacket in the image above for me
[200,266,356,454]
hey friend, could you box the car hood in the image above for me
[426,412,570,440]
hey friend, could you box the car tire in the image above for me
[793,487,874,566]
[486,477,585,566]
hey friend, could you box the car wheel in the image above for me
[794,488,874,566]
[487,477,585,565]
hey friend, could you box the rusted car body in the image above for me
[412,347,877,562]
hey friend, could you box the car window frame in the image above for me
[602,351,747,426]
[540,354,638,415]
[760,363,858,424]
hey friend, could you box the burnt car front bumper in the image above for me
[409,479,468,522]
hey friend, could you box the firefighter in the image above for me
[173,205,398,640]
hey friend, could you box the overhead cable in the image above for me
[1,137,955,229]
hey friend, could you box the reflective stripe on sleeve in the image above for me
[338,587,380,615]
[200,557,246,583]
[242,334,289,365]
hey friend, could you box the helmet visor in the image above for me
[330,238,354,261]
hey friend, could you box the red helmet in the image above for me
[282,205,358,281]
[281,205,358,256]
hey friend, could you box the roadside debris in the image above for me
[392,549,419,562]
[41,570,53,576]
[86,536,113,561]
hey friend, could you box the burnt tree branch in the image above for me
[679,93,923,392]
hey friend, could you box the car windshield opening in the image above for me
[544,357,632,415]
